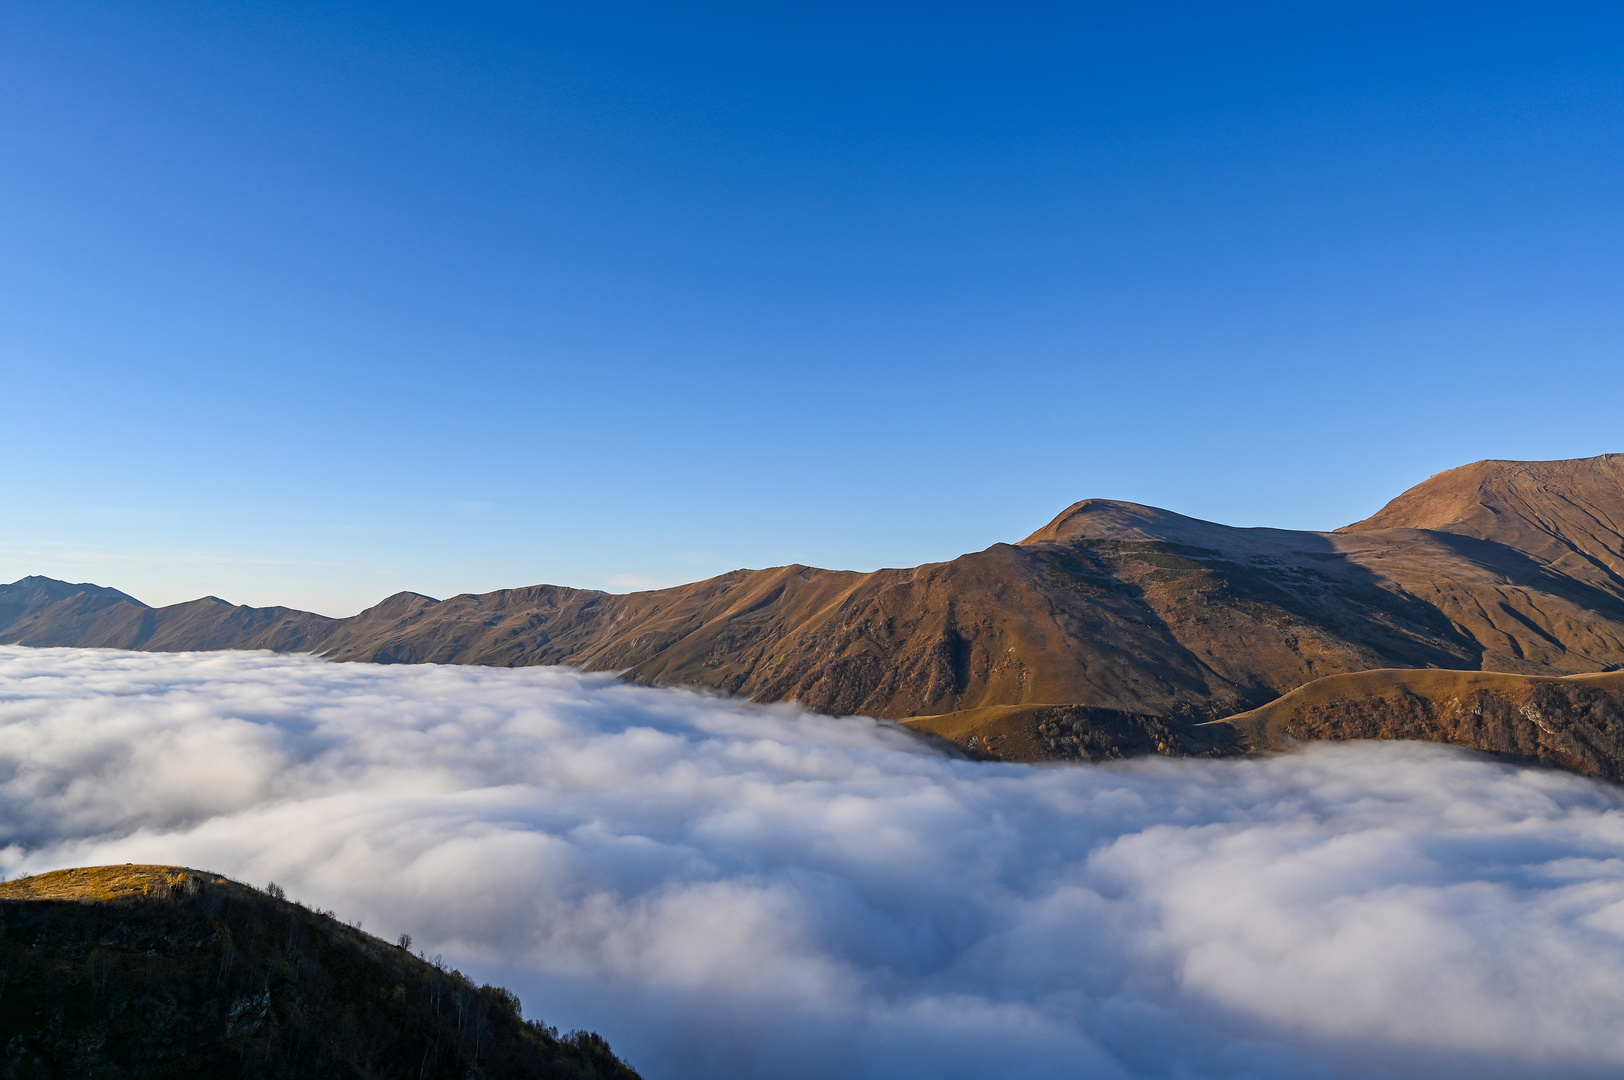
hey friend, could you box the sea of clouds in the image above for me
[4,646,1624,1078]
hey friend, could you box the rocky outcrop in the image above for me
[903,701,1240,763]
[1213,669,1624,780]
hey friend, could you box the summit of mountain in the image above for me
[1340,454,1624,589]
[7,453,1624,774]
[1020,498,1261,547]
[0,575,143,642]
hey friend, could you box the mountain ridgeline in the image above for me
[7,454,1624,772]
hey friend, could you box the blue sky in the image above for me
[3,2,1621,615]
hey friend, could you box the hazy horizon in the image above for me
[0,452,1512,616]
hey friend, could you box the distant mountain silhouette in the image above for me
[8,454,1624,773]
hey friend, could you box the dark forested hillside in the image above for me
[0,865,640,1080]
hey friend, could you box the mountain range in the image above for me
[7,453,1624,774]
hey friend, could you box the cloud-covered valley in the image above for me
[4,646,1624,1078]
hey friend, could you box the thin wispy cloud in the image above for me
[605,572,689,591]
[0,543,365,573]
[2,647,1623,1079]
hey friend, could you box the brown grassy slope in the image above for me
[1333,455,1624,674]
[0,577,151,648]
[1032,489,1624,678]
[1212,669,1624,780]
[0,865,640,1080]
[1341,453,1624,585]
[285,489,1606,725]
[0,864,203,901]
[0,577,337,652]
[313,529,1489,721]
[6,454,1624,767]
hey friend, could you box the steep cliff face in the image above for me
[0,865,640,1080]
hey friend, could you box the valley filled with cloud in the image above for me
[4,646,1624,1079]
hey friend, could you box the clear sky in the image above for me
[3,2,1621,616]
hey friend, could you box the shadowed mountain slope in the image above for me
[0,577,148,646]
[0,864,640,1080]
[0,576,335,651]
[1212,668,1624,781]
[6,454,1624,767]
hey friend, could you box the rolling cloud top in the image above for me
[4,646,1624,1078]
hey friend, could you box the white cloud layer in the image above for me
[4,647,1624,1078]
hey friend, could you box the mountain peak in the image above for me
[1018,499,1202,545]
[1338,453,1624,580]
[1,575,144,604]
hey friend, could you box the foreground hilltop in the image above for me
[5,454,1624,768]
[0,865,639,1079]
